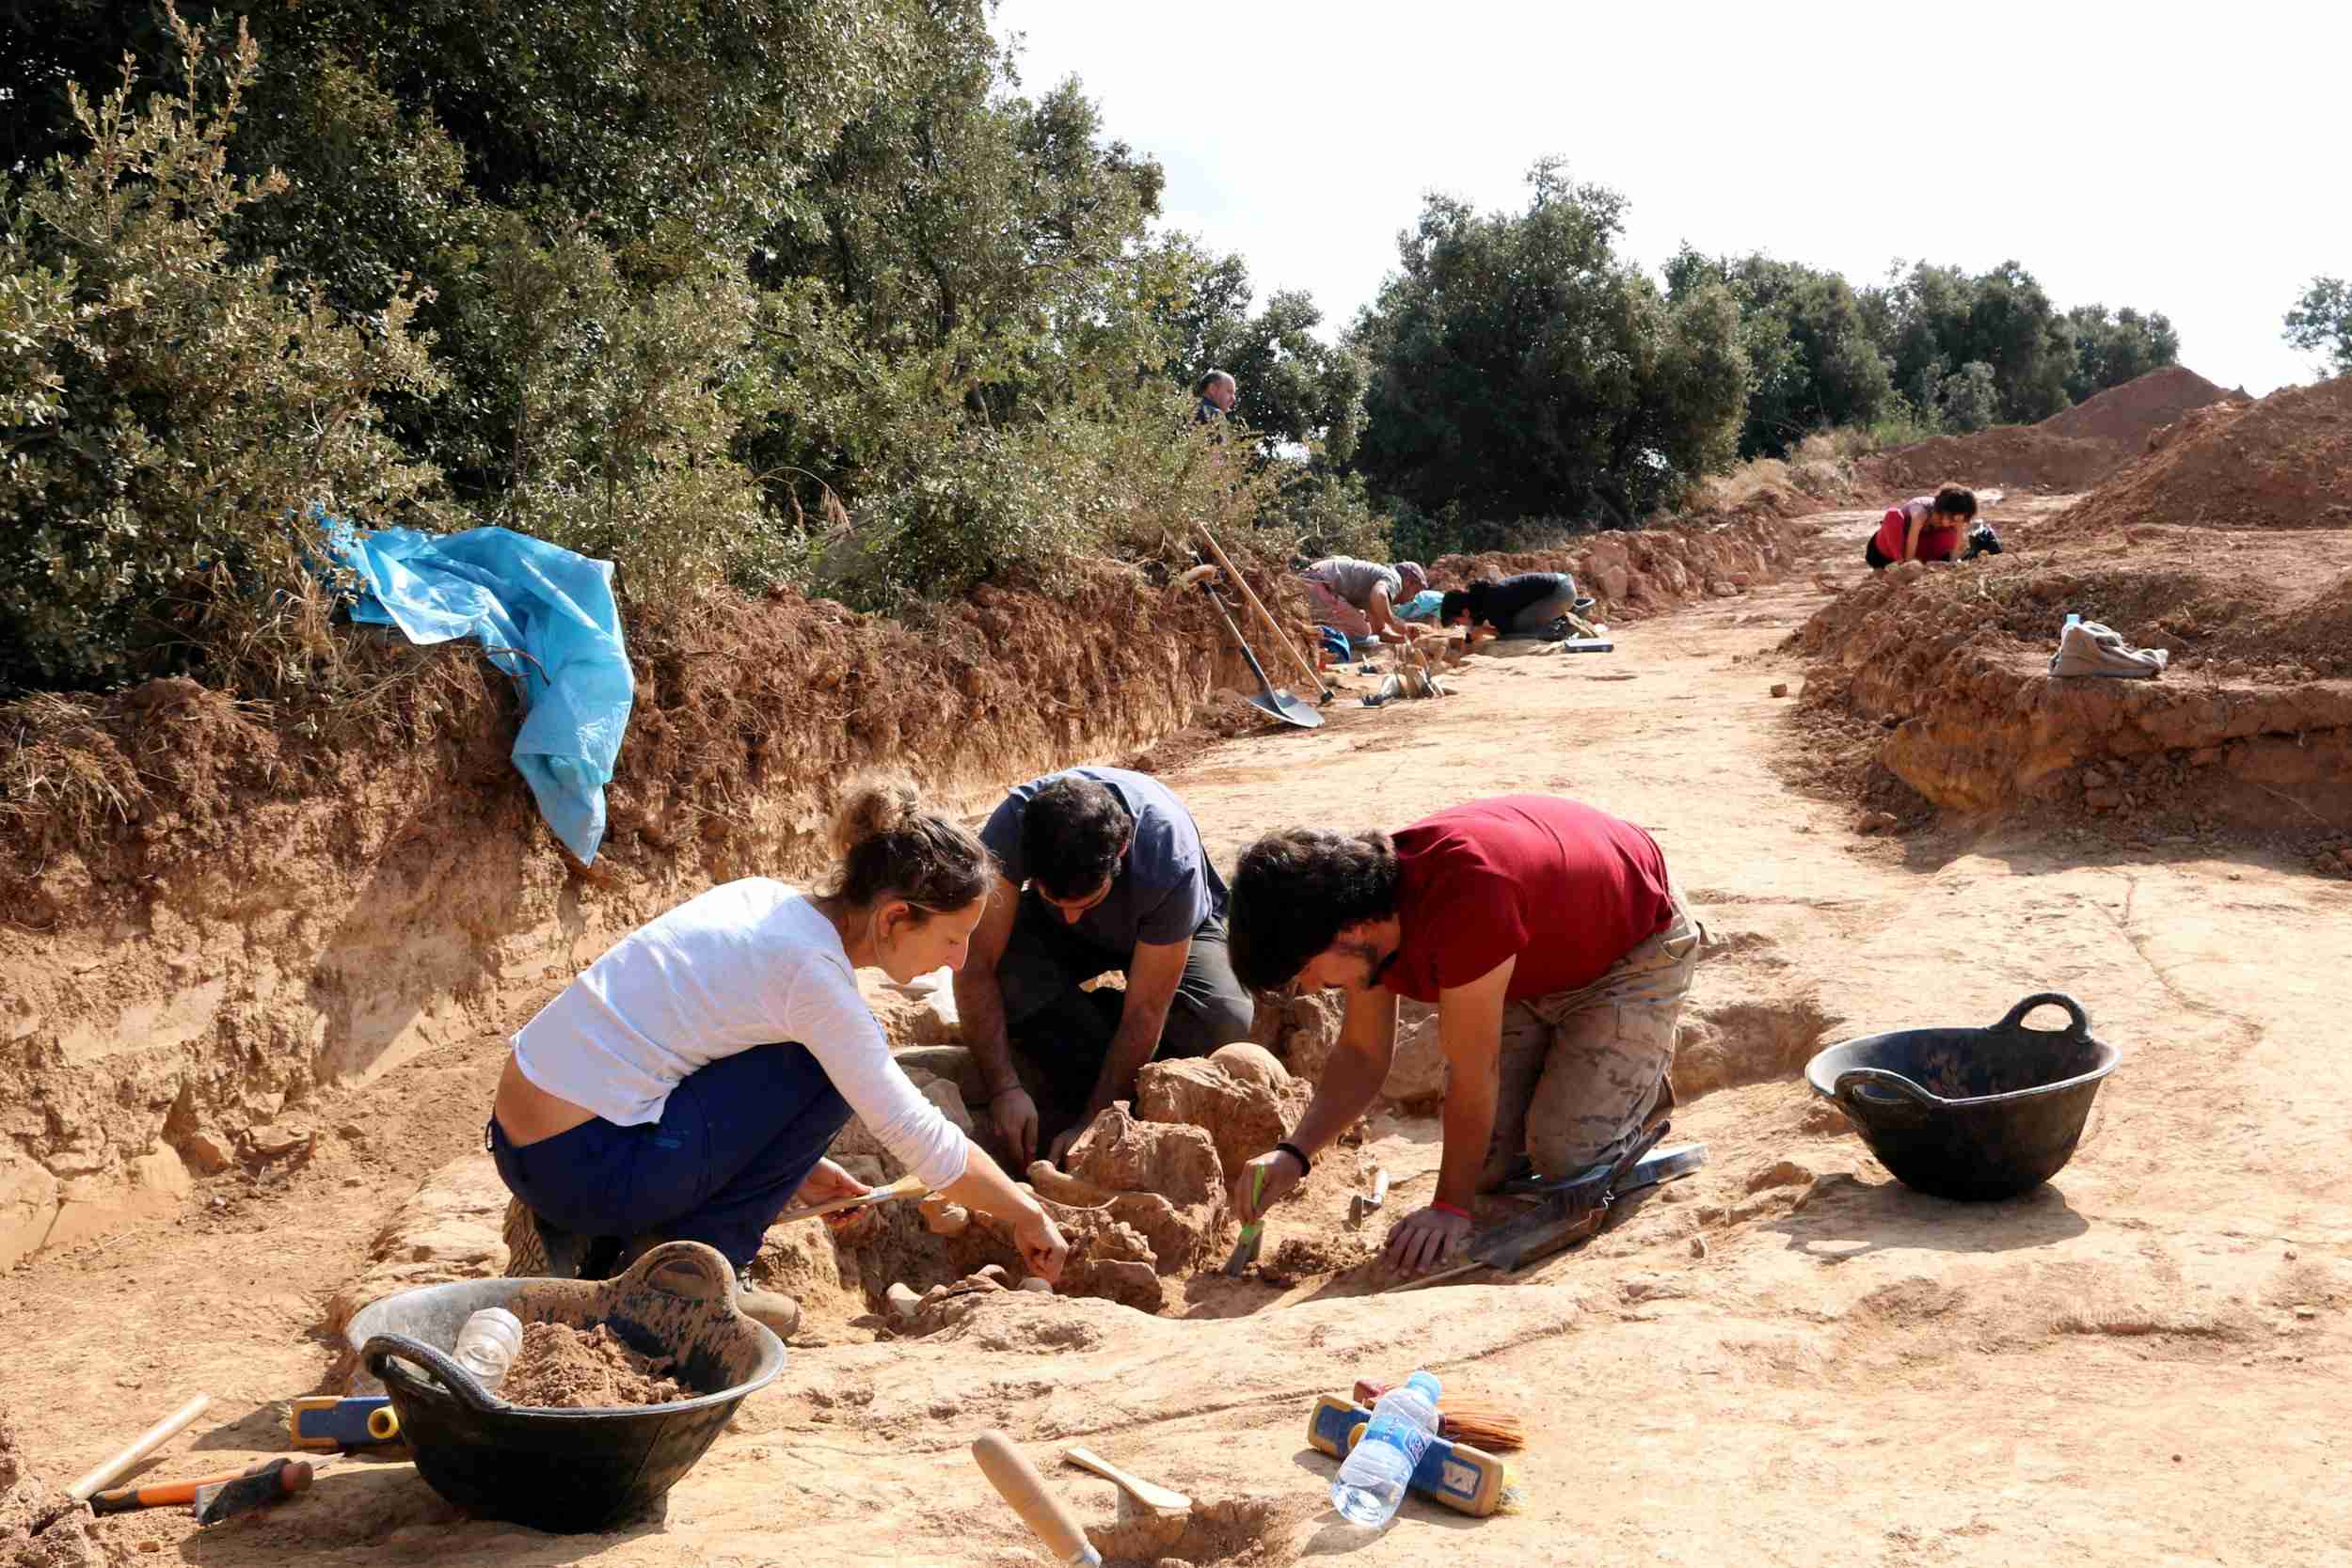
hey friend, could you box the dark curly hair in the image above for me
[1438,588,1474,626]
[1022,775,1132,900]
[1226,828,1403,991]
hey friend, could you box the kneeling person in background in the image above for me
[1866,486,1977,568]
[1439,571,1595,637]
[1222,796,1701,1276]
[957,768,1256,1168]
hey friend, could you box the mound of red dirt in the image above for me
[2034,365,2238,446]
[1788,546,2352,855]
[2040,375,2352,535]
[1860,365,2242,495]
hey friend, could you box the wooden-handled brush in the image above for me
[1354,1379,1524,1451]
[973,1432,1101,1566]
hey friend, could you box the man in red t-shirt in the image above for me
[1223,796,1702,1275]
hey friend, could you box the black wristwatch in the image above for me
[1275,1141,1312,1178]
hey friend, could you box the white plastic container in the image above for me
[452,1306,524,1392]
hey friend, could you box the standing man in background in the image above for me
[1194,369,1238,431]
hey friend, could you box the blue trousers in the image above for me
[489,1043,852,1269]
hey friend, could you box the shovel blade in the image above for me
[1248,691,1324,729]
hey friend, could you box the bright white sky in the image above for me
[995,0,2346,397]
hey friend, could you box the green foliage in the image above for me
[1863,260,2074,428]
[468,214,778,607]
[1665,247,1895,458]
[1936,361,2002,434]
[2283,277,2352,377]
[2063,304,2180,403]
[807,401,1275,611]
[0,8,445,690]
[1351,160,1749,539]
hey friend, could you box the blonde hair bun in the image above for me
[831,773,923,859]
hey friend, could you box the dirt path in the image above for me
[6,509,2348,1567]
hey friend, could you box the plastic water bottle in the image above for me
[452,1307,523,1391]
[1330,1370,1441,1527]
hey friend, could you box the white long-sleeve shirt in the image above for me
[510,879,969,1192]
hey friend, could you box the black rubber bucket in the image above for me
[349,1241,783,1533]
[1804,992,2121,1201]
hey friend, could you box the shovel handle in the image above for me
[1193,525,1329,700]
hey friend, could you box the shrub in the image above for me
[0,7,445,692]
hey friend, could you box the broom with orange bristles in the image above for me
[1353,1379,1525,1452]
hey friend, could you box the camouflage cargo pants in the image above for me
[1482,896,1703,1186]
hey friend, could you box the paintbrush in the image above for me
[770,1170,929,1227]
[1221,1167,1266,1276]
[1353,1380,1525,1452]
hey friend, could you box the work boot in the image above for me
[734,1271,802,1338]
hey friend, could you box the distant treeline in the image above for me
[1,3,2175,690]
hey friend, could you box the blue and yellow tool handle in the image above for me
[1305,1393,1506,1517]
[288,1395,401,1450]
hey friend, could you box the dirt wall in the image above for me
[0,563,1304,1266]
[1791,559,2352,836]
[1430,514,1815,617]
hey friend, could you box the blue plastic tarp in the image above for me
[318,515,633,864]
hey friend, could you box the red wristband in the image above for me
[1429,1200,1471,1220]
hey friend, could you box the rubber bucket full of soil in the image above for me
[1805,992,2121,1201]
[351,1241,783,1532]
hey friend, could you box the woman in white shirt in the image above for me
[488,775,1069,1333]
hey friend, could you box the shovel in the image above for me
[1195,574,1323,730]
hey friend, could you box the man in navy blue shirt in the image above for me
[957,768,1254,1164]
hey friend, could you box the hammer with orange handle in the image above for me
[87,1457,312,1521]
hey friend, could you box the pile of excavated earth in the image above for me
[1861,364,2243,493]
[1794,373,2352,876]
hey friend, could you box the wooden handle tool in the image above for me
[769,1171,928,1227]
[973,1431,1101,1566]
[1193,525,1330,700]
[67,1395,213,1502]
[1063,1446,1189,1513]
[88,1457,309,1516]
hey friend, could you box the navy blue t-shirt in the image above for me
[979,767,1225,951]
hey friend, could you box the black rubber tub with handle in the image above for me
[1804,992,2122,1201]
[349,1240,783,1532]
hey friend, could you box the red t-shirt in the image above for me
[1383,798,1674,1005]
[1873,499,1959,562]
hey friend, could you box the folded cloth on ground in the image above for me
[2049,619,2168,680]
[1318,626,1352,662]
[317,512,634,862]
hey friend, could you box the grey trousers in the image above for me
[1482,897,1703,1185]
[1502,575,1581,634]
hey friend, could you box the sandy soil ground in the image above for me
[4,507,2347,1567]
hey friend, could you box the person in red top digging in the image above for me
[1866,485,1977,568]
[1222,796,1703,1275]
